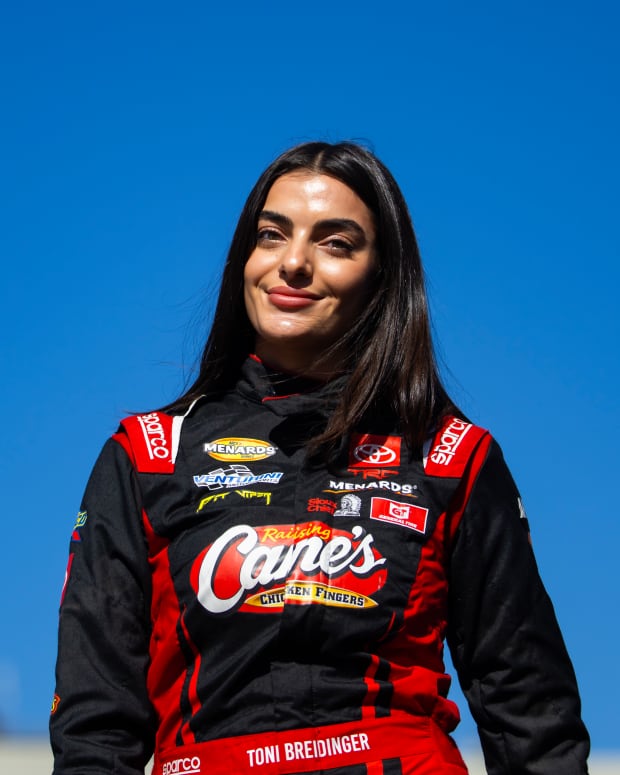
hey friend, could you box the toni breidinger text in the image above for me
[246,732,371,767]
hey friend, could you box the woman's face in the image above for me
[243,171,377,375]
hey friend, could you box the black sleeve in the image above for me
[50,438,156,775]
[447,439,590,775]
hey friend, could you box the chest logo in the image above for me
[71,510,88,542]
[334,494,362,517]
[191,522,387,615]
[370,497,428,534]
[349,434,401,468]
[193,464,283,490]
[204,437,277,462]
[197,490,272,512]
[428,419,471,466]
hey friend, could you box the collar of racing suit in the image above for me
[236,354,349,419]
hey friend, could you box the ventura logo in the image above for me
[193,464,283,491]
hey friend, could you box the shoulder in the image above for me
[422,415,492,478]
[112,399,204,473]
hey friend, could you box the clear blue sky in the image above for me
[1,0,618,755]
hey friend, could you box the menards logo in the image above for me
[204,437,277,462]
[190,522,387,615]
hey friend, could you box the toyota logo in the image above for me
[353,443,397,465]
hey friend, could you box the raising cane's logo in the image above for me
[190,522,387,615]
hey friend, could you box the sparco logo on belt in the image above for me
[161,756,201,775]
[429,419,471,465]
[191,522,387,615]
[137,413,169,460]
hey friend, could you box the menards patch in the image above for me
[204,437,277,462]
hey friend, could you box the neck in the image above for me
[254,342,342,383]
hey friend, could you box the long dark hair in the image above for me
[170,141,459,456]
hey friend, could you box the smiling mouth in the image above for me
[267,286,323,309]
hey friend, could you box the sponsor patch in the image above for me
[51,694,60,715]
[252,582,374,611]
[190,521,387,614]
[137,412,173,462]
[347,467,398,480]
[71,510,88,542]
[334,494,362,517]
[428,419,471,466]
[197,490,272,512]
[349,434,401,468]
[370,497,428,534]
[119,411,176,474]
[325,479,418,496]
[204,437,277,462]
[193,464,283,491]
[423,417,487,477]
[162,755,201,775]
[307,498,337,515]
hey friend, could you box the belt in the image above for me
[153,712,441,775]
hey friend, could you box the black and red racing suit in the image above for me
[50,356,589,775]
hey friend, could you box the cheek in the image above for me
[243,252,258,287]
[328,267,376,309]
[242,257,260,324]
[243,254,264,303]
[243,250,276,292]
[243,283,259,332]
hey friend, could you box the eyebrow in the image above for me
[259,211,293,230]
[258,210,368,244]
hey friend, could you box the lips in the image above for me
[267,286,323,310]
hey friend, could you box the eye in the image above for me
[322,238,355,257]
[256,227,285,246]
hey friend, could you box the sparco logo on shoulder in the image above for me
[191,522,386,615]
[137,413,169,460]
[430,419,471,465]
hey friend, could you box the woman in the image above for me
[50,142,589,775]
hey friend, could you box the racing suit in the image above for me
[50,356,589,775]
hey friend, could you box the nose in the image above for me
[279,238,312,279]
